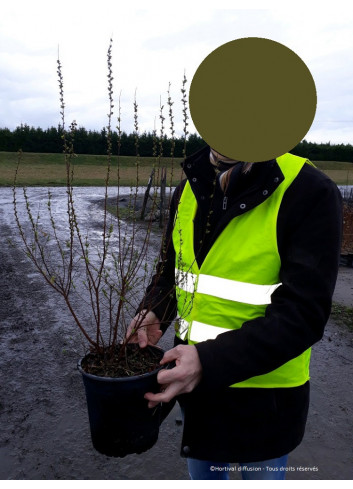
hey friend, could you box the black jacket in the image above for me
[141,145,343,462]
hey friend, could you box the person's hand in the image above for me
[144,345,202,408]
[126,310,162,348]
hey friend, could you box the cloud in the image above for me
[1,4,353,144]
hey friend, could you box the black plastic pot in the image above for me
[77,345,165,458]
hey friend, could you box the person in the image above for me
[127,145,343,480]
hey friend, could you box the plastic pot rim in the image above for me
[77,345,165,383]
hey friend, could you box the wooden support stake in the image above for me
[159,167,167,228]
[140,168,155,220]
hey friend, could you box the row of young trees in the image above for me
[1,124,353,161]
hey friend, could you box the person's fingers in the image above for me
[145,345,202,407]
[159,346,180,365]
[148,328,163,345]
[137,326,149,348]
[144,382,180,408]
[125,317,141,341]
[156,364,182,385]
[136,324,163,347]
[128,335,139,344]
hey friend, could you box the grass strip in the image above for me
[1,152,352,186]
[331,302,353,332]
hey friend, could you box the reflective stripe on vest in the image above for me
[176,318,232,342]
[176,269,282,305]
[172,153,314,388]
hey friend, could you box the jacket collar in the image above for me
[181,145,285,214]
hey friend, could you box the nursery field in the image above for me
[0,152,184,186]
[1,151,353,186]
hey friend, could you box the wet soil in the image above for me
[342,202,353,254]
[1,221,353,479]
[81,344,164,378]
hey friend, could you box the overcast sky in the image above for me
[1,1,353,144]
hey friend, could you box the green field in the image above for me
[0,152,184,187]
[1,151,352,186]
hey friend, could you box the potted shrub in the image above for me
[12,40,187,457]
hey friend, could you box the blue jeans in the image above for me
[187,454,289,480]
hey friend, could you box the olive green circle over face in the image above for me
[189,37,317,162]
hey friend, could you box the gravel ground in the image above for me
[0,192,352,480]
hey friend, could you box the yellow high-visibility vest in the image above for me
[172,153,313,388]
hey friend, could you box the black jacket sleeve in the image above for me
[195,166,343,390]
[136,182,185,332]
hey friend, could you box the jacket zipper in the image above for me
[223,196,228,210]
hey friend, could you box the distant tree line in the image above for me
[1,124,353,161]
[0,124,203,157]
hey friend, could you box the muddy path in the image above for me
[0,191,352,480]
